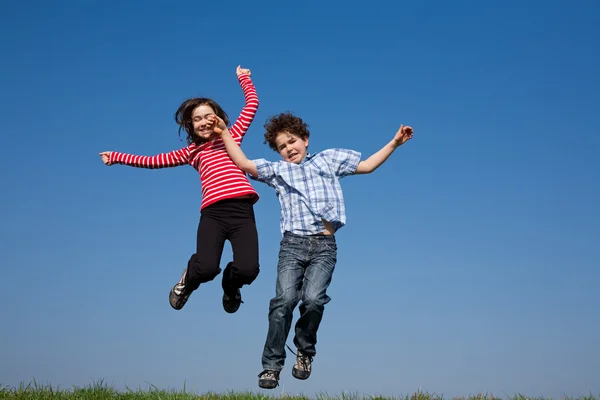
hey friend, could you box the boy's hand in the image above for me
[236,65,251,77]
[393,125,413,147]
[208,115,228,135]
[99,151,112,165]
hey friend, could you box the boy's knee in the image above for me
[272,287,300,308]
[301,291,331,309]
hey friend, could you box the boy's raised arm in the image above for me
[211,116,258,178]
[355,124,413,174]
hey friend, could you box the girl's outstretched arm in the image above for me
[228,65,259,140]
[99,147,191,169]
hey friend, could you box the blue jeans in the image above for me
[261,232,337,371]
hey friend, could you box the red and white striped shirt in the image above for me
[109,74,260,211]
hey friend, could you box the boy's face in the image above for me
[192,104,217,140]
[275,131,308,164]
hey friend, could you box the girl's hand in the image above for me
[236,65,251,77]
[208,115,228,135]
[99,151,112,165]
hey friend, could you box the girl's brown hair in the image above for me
[174,98,230,144]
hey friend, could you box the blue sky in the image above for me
[1,0,598,398]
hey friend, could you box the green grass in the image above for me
[0,381,597,400]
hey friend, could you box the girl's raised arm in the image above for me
[228,65,259,140]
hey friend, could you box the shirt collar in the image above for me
[299,153,313,165]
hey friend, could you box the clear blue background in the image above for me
[1,0,598,398]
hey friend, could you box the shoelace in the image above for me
[223,290,244,303]
[173,283,186,296]
[258,370,278,379]
[285,344,312,370]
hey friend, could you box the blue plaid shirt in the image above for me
[251,148,362,236]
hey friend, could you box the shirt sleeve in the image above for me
[228,74,259,141]
[250,158,278,186]
[322,148,362,178]
[109,146,191,169]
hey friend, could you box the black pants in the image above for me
[185,198,260,292]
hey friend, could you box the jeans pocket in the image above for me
[280,236,302,247]
[322,240,337,252]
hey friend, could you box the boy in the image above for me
[210,112,413,388]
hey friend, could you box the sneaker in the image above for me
[292,349,313,380]
[169,267,192,310]
[258,369,280,389]
[222,262,243,313]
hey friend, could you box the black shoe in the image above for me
[258,369,280,389]
[222,262,243,313]
[222,289,242,313]
[169,267,192,310]
[291,349,313,380]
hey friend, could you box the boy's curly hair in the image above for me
[174,98,230,145]
[263,112,310,152]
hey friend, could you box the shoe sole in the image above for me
[258,380,278,389]
[292,368,310,380]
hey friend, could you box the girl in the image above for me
[99,65,260,314]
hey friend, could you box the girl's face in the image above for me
[192,104,217,140]
[275,131,309,164]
